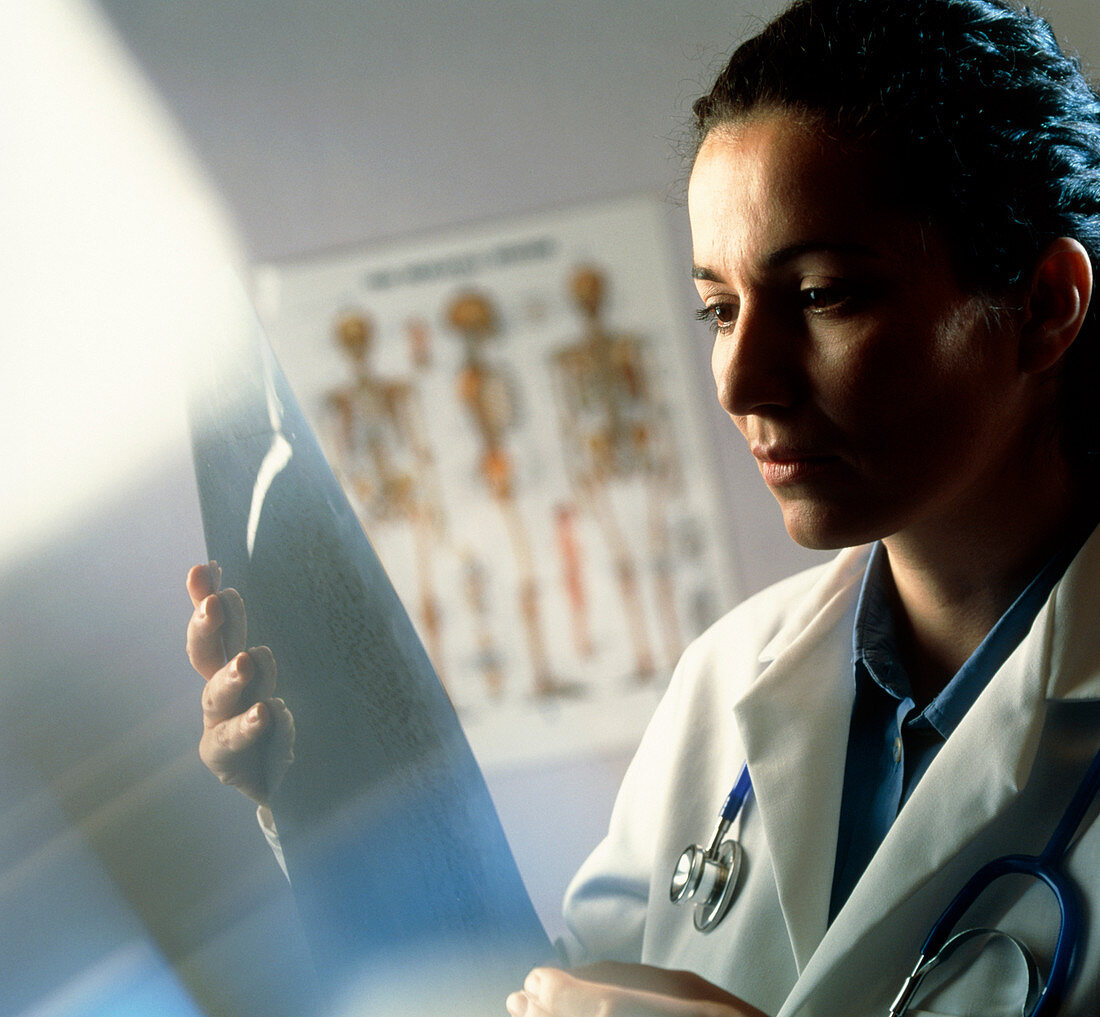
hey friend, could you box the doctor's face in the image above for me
[689,112,1035,550]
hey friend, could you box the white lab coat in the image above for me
[561,534,1100,1016]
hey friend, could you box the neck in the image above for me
[881,451,1086,707]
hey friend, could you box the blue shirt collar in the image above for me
[851,543,907,696]
[852,515,1098,739]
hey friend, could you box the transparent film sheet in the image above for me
[188,279,553,1015]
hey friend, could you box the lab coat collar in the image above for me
[734,545,870,971]
[756,546,870,668]
[773,524,1100,1010]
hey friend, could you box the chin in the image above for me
[785,527,854,552]
[779,501,882,551]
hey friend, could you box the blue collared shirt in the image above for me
[828,528,1092,922]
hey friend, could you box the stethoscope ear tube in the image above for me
[892,740,1100,1016]
[908,854,1079,1017]
[888,928,1041,1017]
[889,855,1076,1017]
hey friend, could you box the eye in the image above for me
[694,302,738,335]
[800,282,851,313]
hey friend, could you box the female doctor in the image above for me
[186,0,1100,1013]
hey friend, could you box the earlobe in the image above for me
[1018,237,1094,374]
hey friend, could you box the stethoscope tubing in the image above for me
[719,762,753,824]
[1043,739,1100,866]
[917,852,1078,1017]
[679,741,1100,1013]
[915,741,1100,1017]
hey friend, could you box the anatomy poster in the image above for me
[253,196,741,766]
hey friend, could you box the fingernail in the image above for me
[247,703,263,724]
[523,972,542,997]
[230,652,251,683]
[505,992,528,1017]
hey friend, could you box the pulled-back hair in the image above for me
[693,0,1100,448]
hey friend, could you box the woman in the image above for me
[188,0,1100,1013]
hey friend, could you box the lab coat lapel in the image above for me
[781,525,1100,1013]
[733,546,868,971]
[794,625,1049,989]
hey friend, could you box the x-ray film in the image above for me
[188,277,553,1015]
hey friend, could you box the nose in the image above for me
[711,301,801,418]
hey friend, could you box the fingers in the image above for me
[187,593,228,680]
[262,696,296,788]
[198,646,292,805]
[185,561,247,680]
[245,645,278,700]
[199,696,295,805]
[571,964,756,1007]
[507,969,621,1017]
[506,968,762,1017]
[187,564,292,806]
[187,561,221,607]
[201,648,277,730]
[199,698,272,803]
[200,698,270,772]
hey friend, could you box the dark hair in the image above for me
[693,0,1100,449]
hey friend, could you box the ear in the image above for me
[1018,237,1094,374]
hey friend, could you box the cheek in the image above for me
[802,347,929,470]
[828,329,1000,463]
[710,336,731,409]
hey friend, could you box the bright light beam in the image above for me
[0,0,246,565]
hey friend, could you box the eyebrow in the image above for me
[692,240,878,282]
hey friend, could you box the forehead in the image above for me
[688,113,923,274]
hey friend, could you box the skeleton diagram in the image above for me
[550,265,684,681]
[445,291,567,698]
[323,311,451,686]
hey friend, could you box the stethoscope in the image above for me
[669,761,752,932]
[670,744,1100,1015]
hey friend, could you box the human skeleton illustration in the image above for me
[445,291,567,697]
[323,310,450,684]
[550,266,684,680]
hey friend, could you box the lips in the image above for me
[751,444,839,486]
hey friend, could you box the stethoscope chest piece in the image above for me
[670,837,744,933]
[670,762,753,933]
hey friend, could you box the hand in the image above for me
[186,562,295,806]
[506,963,769,1017]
